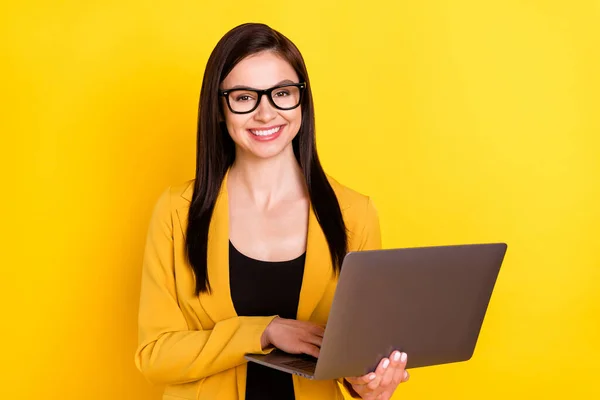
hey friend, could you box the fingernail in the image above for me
[383,359,390,369]
[369,373,376,380]
[401,352,407,362]
[393,352,401,362]
[404,370,409,380]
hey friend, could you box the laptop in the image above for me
[245,242,507,380]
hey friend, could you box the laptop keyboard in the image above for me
[281,359,317,372]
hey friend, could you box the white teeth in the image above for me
[250,126,281,136]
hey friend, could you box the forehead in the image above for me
[221,51,299,89]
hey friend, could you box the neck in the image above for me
[228,145,307,209]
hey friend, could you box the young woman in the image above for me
[135,23,409,400]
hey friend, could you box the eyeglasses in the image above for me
[219,82,306,114]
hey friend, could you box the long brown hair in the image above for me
[186,22,347,295]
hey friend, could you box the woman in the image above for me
[135,23,409,400]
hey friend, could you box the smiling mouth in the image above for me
[249,125,283,137]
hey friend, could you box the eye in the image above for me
[228,89,257,102]
[273,89,290,97]
[235,94,254,102]
[232,92,257,102]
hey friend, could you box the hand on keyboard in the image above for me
[261,317,324,359]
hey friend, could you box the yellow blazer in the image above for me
[135,171,382,400]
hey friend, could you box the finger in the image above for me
[399,353,408,382]
[389,351,402,368]
[301,328,323,345]
[380,361,397,388]
[295,320,325,337]
[367,357,390,391]
[346,375,374,389]
[344,376,362,386]
[311,325,325,337]
[301,322,325,336]
[302,344,321,358]
[303,332,323,348]
[389,352,407,385]
[392,366,406,385]
[384,351,402,383]
[346,372,376,386]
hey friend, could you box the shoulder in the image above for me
[326,174,376,216]
[153,179,194,208]
[147,179,194,225]
[326,174,381,251]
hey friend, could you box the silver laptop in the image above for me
[245,243,507,380]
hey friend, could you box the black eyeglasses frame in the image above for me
[218,82,306,114]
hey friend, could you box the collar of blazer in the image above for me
[175,169,333,324]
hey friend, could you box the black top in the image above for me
[229,241,306,400]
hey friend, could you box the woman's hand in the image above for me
[261,317,324,358]
[344,351,409,400]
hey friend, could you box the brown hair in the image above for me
[186,22,347,294]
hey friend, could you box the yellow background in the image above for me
[2,0,599,399]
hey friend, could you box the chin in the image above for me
[249,144,293,160]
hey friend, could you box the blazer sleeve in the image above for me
[358,196,382,251]
[135,187,276,385]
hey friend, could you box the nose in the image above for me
[253,94,277,123]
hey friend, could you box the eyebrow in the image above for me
[227,79,297,90]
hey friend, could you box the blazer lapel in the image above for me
[296,204,331,322]
[176,172,238,324]
[201,172,239,322]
